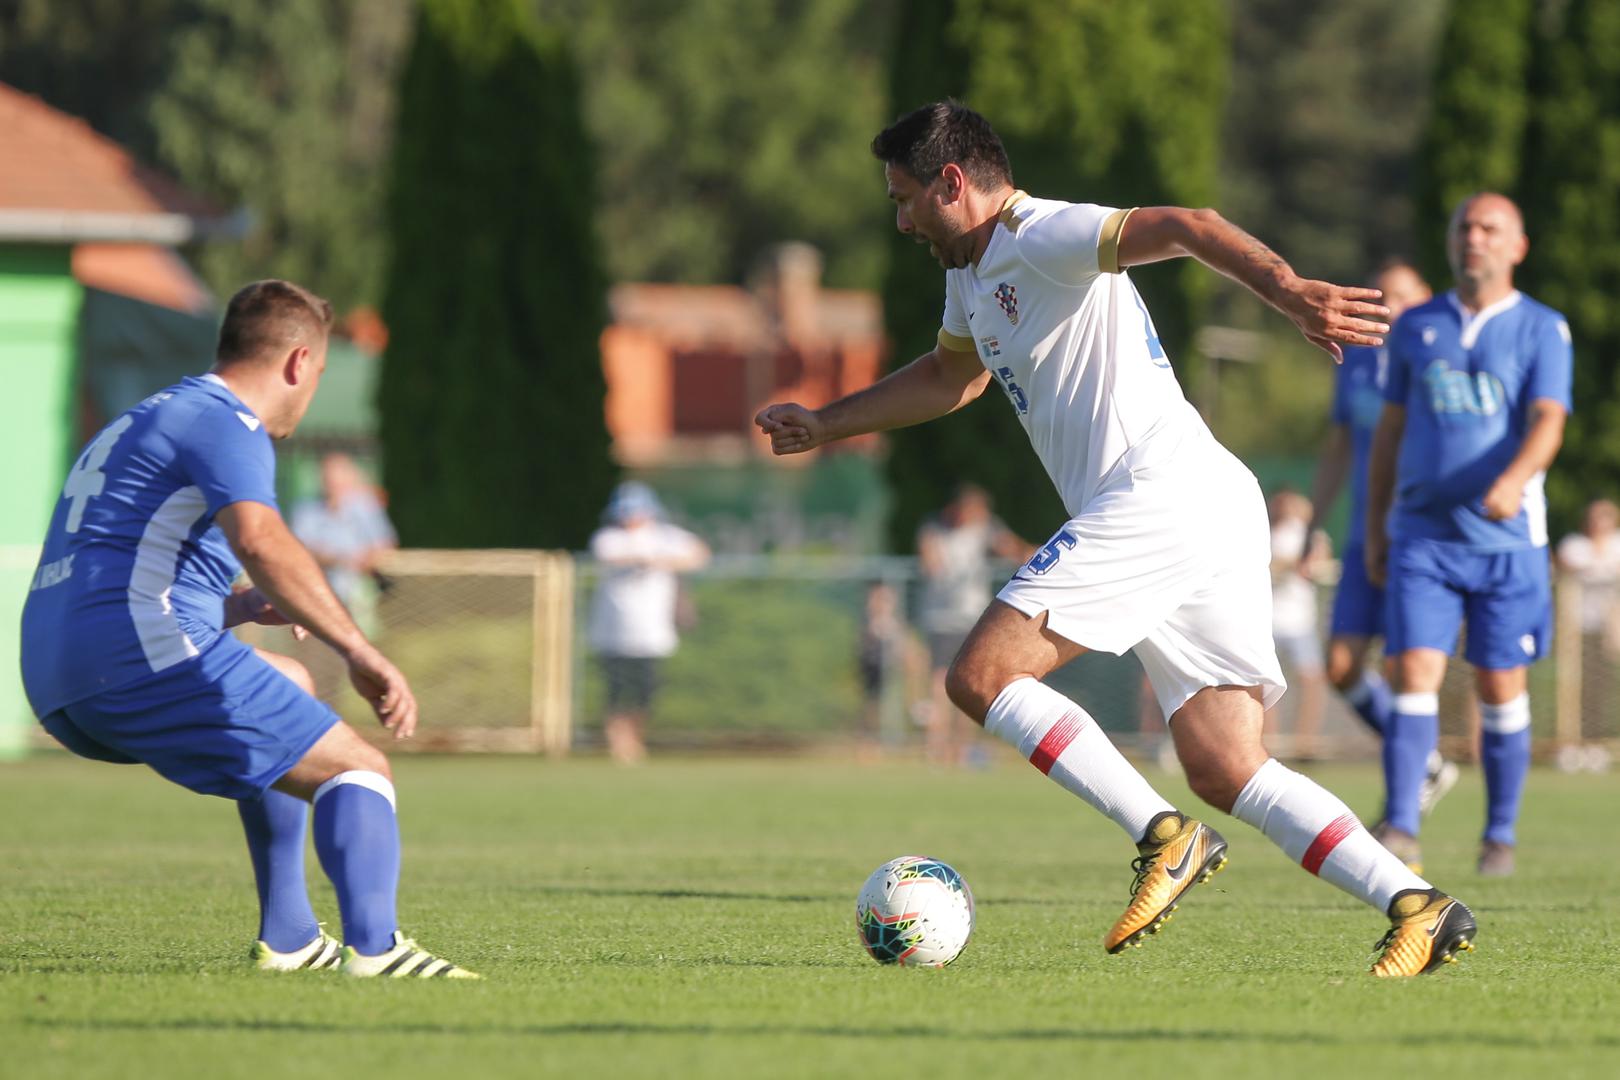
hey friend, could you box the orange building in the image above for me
[601,243,889,467]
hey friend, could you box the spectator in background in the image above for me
[916,484,1031,766]
[287,454,398,703]
[1557,497,1620,641]
[587,482,710,764]
[1268,488,1329,760]
[290,453,397,615]
[1557,497,1620,724]
[855,580,909,761]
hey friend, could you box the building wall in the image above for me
[0,245,81,757]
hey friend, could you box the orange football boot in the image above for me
[1370,889,1477,977]
[1104,812,1228,954]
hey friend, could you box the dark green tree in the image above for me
[539,0,893,289]
[0,0,184,155]
[1519,0,1620,526]
[1224,0,1449,287]
[379,0,614,549]
[1411,0,1535,286]
[146,0,411,312]
[880,0,1228,548]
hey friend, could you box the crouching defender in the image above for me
[757,102,1475,976]
[20,280,476,979]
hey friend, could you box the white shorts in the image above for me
[997,441,1287,721]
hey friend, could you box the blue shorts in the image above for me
[40,636,338,800]
[1329,541,1385,639]
[1384,538,1551,670]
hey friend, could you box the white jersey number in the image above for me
[63,415,135,533]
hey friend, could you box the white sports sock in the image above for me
[1231,758,1429,913]
[985,677,1177,842]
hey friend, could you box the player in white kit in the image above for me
[756,101,1475,977]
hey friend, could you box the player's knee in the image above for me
[1325,650,1357,690]
[255,648,318,698]
[349,741,391,781]
[316,723,391,783]
[1181,759,1244,813]
[280,658,317,697]
[943,653,999,724]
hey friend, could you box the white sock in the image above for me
[985,677,1177,842]
[1231,758,1429,913]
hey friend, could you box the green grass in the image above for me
[2,754,1616,1078]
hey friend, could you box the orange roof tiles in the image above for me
[0,81,224,240]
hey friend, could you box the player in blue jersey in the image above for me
[1367,194,1572,878]
[1307,261,1458,836]
[20,280,478,978]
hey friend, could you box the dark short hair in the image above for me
[871,100,1012,191]
[216,279,334,366]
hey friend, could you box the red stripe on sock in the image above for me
[1301,813,1360,876]
[1029,710,1087,775]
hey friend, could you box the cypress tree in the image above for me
[1519,0,1620,525]
[1411,0,1535,287]
[379,0,614,549]
[879,0,1227,548]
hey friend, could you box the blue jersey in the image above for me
[1383,290,1572,549]
[1332,343,1389,549]
[20,374,279,716]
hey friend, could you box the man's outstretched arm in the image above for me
[217,500,417,737]
[755,343,988,455]
[1116,207,1390,362]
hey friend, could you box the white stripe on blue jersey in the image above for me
[20,375,281,716]
[127,486,209,671]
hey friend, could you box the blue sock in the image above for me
[1383,692,1438,834]
[238,789,320,952]
[1342,669,1391,736]
[312,772,400,956]
[1481,695,1532,846]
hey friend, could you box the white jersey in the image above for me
[938,193,1211,516]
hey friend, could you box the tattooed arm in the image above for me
[1114,207,1389,362]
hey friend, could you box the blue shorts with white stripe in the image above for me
[41,635,338,800]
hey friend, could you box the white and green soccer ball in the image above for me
[855,855,975,967]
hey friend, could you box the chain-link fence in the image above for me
[242,552,1618,761]
[243,549,572,752]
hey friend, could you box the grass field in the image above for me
[2,752,1616,1078]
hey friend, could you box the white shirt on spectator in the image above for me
[587,522,707,658]
[1557,532,1620,633]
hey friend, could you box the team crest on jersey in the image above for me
[994,282,1019,325]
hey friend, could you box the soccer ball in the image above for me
[854,855,975,967]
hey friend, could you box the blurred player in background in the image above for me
[20,281,477,979]
[916,484,1030,765]
[1556,497,1620,728]
[757,100,1474,976]
[1266,488,1328,760]
[1306,261,1459,810]
[1367,193,1572,878]
[587,481,711,764]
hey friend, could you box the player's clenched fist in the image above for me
[754,402,826,455]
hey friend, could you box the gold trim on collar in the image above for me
[997,190,1030,228]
